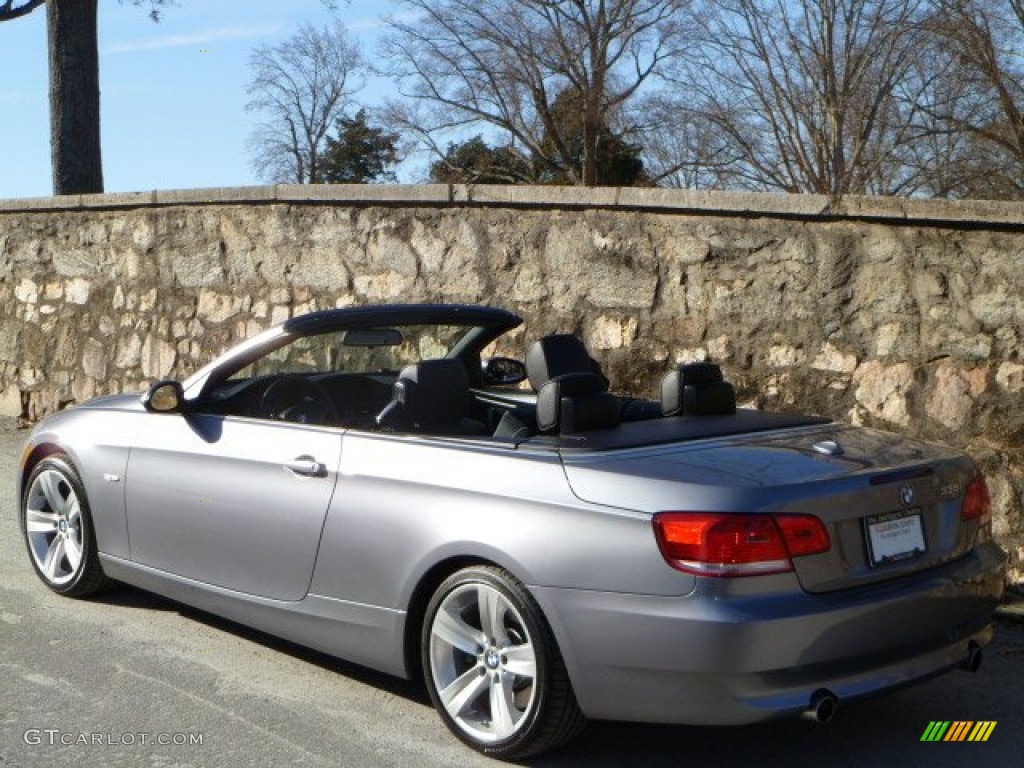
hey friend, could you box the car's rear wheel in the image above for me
[22,455,112,597]
[422,565,585,759]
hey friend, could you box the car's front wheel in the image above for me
[22,455,112,597]
[422,565,585,759]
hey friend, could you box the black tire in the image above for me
[421,565,586,759]
[21,454,113,597]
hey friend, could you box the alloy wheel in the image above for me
[25,468,85,586]
[428,581,538,743]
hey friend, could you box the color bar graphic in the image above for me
[920,721,996,742]
[921,721,950,741]
[966,722,997,742]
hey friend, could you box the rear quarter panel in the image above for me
[309,432,696,606]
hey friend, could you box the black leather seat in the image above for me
[525,333,663,425]
[536,372,621,434]
[526,334,608,391]
[376,359,487,435]
[660,362,736,416]
[493,334,615,438]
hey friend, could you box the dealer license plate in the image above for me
[865,509,926,566]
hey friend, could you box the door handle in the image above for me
[283,455,326,477]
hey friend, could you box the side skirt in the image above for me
[99,554,409,679]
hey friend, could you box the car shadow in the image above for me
[533,696,949,768]
[89,584,1020,768]
[90,582,429,705]
[90,582,180,611]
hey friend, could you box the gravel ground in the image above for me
[1,416,1022,767]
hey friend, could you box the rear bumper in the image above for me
[531,542,1005,725]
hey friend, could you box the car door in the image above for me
[125,411,342,601]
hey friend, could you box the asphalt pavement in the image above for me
[1,416,1022,768]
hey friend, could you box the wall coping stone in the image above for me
[1,184,1023,228]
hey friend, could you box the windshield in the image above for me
[228,324,472,380]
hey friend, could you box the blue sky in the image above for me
[0,0,403,199]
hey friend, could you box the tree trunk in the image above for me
[47,0,103,195]
[582,111,600,186]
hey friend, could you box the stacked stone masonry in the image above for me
[0,185,1021,580]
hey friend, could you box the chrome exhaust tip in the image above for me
[960,641,983,673]
[803,689,838,724]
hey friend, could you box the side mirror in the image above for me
[142,380,185,413]
[482,357,527,386]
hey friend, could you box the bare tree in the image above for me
[634,94,741,188]
[0,0,169,195]
[246,22,363,184]
[918,0,1024,198]
[878,37,986,197]
[383,0,688,186]
[674,0,926,198]
[0,0,43,21]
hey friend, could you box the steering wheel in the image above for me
[259,377,338,425]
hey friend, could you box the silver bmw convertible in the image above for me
[18,303,1005,759]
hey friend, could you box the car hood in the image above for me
[75,392,146,412]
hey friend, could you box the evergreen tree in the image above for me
[429,136,532,184]
[318,110,400,184]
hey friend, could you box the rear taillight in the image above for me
[962,475,991,522]
[652,512,830,577]
[776,515,832,556]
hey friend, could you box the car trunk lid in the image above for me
[560,424,979,593]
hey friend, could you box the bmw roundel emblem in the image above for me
[900,485,916,507]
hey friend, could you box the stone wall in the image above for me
[1,185,1022,579]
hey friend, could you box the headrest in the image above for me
[537,373,620,434]
[526,334,606,391]
[391,359,471,426]
[661,363,736,417]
